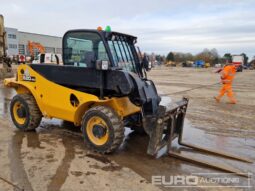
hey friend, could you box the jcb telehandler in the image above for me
[4,27,252,176]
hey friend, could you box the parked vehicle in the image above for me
[194,60,205,67]
[32,53,63,65]
[214,63,222,68]
[232,55,244,72]
[204,63,211,68]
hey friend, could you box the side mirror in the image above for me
[96,60,109,70]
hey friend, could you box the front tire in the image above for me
[10,94,42,131]
[81,105,124,154]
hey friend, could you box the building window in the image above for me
[19,44,25,55]
[9,44,17,49]
[8,34,17,39]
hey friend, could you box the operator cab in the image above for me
[62,27,147,78]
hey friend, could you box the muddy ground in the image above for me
[0,67,254,191]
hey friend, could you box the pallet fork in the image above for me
[144,97,252,178]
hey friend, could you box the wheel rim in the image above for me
[13,101,26,125]
[86,116,109,146]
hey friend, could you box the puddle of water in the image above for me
[47,135,76,191]
[9,131,34,191]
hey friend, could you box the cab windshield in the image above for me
[107,35,138,73]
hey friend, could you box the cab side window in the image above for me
[63,32,109,67]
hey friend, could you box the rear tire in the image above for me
[81,105,124,154]
[10,94,42,131]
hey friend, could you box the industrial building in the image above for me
[5,27,62,56]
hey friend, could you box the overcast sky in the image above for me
[1,0,255,58]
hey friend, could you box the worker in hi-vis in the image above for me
[214,59,237,104]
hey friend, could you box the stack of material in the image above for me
[0,14,13,79]
[0,14,5,62]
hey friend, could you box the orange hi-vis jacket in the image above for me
[220,65,236,84]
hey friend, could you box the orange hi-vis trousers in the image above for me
[218,83,236,102]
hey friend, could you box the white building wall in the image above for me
[5,27,62,56]
[18,31,62,55]
[5,27,19,56]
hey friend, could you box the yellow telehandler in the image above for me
[4,27,252,176]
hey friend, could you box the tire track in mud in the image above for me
[47,137,75,191]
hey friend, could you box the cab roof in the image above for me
[64,29,137,42]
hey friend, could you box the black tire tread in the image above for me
[12,94,42,131]
[81,105,124,154]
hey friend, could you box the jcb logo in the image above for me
[22,69,36,82]
[22,75,36,82]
